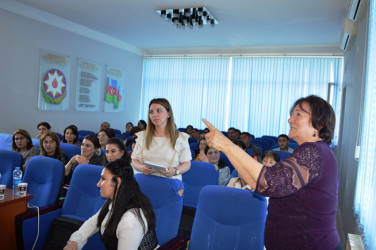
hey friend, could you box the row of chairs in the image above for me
[4,155,267,249]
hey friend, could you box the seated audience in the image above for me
[199,132,206,140]
[98,128,116,149]
[194,138,208,162]
[36,122,51,139]
[12,129,39,171]
[121,122,134,141]
[40,131,68,165]
[273,134,294,153]
[190,128,200,142]
[64,135,103,185]
[62,125,81,146]
[202,146,230,186]
[126,126,141,151]
[103,138,131,165]
[227,127,238,142]
[64,159,158,250]
[239,132,262,158]
[137,120,147,131]
[100,121,110,131]
[185,125,193,135]
[261,150,281,166]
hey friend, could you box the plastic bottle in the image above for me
[13,167,22,195]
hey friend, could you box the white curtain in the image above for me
[141,56,342,138]
[354,0,376,248]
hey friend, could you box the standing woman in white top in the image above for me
[132,98,192,180]
[64,159,158,250]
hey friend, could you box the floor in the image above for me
[178,207,196,238]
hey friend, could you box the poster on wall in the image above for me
[75,58,102,111]
[38,49,70,110]
[104,65,125,112]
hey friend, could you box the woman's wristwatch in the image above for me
[175,167,180,175]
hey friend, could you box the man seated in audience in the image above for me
[273,134,294,153]
[239,132,262,158]
[36,122,51,139]
[235,129,241,141]
[185,125,193,135]
[227,127,238,142]
[190,128,200,142]
[99,121,110,131]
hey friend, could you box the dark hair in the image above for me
[138,120,147,129]
[83,134,100,149]
[40,131,64,156]
[12,129,33,152]
[99,128,116,138]
[240,132,251,138]
[103,138,131,165]
[97,159,156,246]
[62,125,79,144]
[262,150,281,162]
[234,140,247,151]
[228,127,236,132]
[278,134,289,140]
[290,95,335,144]
[204,146,227,169]
[37,122,51,130]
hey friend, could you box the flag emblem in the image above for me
[42,69,67,104]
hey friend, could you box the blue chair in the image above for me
[220,152,235,173]
[31,138,40,150]
[135,174,184,245]
[78,130,96,137]
[0,133,12,150]
[182,161,219,209]
[274,150,292,161]
[23,156,64,208]
[55,132,63,141]
[188,186,267,250]
[60,142,81,160]
[16,164,105,250]
[188,137,198,144]
[0,149,22,188]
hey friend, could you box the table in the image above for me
[0,188,32,249]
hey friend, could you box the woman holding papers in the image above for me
[131,98,191,180]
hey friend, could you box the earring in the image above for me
[313,132,317,137]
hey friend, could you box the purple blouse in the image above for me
[255,141,340,250]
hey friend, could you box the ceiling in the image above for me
[2,0,350,55]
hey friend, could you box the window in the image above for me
[353,0,376,248]
[141,56,342,139]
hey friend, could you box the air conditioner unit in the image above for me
[340,18,358,51]
[347,0,362,21]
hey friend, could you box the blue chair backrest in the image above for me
[189,186,267,250]
[0,149,22,188]
[23,156,64,208]
[0,133,12,150]
[188,137,198,144]
[61,164,105,221]
[55,132,63,141]
[182,161,219,209]
[78,130,96,137]
[31,138,40,150]
[274,150,292,161]
[135,174,184,245]
[60,142,81,160]
[220,152,234,173]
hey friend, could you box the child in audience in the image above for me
[12,129,39,171]
[40,131,68,165]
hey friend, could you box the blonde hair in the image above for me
[145,98,179,150]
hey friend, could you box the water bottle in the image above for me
[13,167,22,195]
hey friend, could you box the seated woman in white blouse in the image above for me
[64,159,158,250]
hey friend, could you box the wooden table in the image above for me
[0,188,32,249]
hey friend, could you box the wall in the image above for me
[336,3,369,240]
[0,9,143,136]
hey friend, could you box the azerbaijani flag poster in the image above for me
[104,65,125,112]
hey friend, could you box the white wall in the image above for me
[336,3,369,239]
[0,9,143,136]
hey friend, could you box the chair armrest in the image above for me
[158,235,190,250]
[15,205,62,250]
